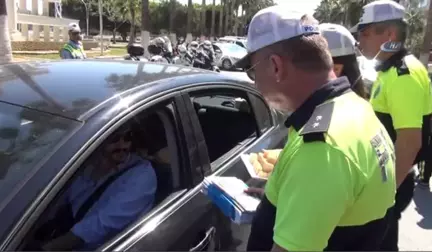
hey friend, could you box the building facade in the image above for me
[7,0,78,42]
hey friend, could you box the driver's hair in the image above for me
[262,14,333,73]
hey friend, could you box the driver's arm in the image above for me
[44,160,157,250]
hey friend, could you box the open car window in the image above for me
[19,103,183,251]
[190,90,258,164]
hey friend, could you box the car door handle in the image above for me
[189,227,216,251]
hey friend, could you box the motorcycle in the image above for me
[192,49,220,72]
[124,43,147,62]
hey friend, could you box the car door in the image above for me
[102,95,222,252]
[3,93,220,252]
[180,84,288,250]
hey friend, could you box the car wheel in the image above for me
[222,59,233,70]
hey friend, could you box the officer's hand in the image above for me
[244,187,264,199]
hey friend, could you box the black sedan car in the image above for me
[0,60,287,251]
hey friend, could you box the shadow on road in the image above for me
[413,186,432,229]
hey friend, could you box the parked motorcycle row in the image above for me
[124,37,221,72]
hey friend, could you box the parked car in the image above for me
[0,61,287,251]
[218,37,247,49]
[198,43,247,70]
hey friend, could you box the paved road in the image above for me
[221,70,432,251]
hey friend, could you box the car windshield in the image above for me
[219,43,247,54]
[0,102,79,207]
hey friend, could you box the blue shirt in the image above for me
[64,154,157,249]
[60,40,86,59]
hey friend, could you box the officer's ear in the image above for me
[269,54,285,83]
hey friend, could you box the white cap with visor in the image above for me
[235,5,320,69]
[350,0,406,33]
[320,23,357,57]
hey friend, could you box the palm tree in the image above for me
[224,0,229,35]
[211,0,216,38]
[169,0,176,34]
[186,0,193,42]
[141,0,150,56]
[219,0,224,36]
[201,0,206,37]
[128,0,137,45]
[0,0,13,64]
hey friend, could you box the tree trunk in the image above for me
[219,0,224,37]
[0,0,13,64]
[211,0,216,39]
[224,0,229,36]
[129,0,136,45]
[201,0,206,37]
[169,0,176,33]
[420,0,432,66]
[141,0,150,57]
[85,4,90,37]
[186,0,193,42]
[112,25,117,44]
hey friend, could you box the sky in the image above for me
[176,0,321,14]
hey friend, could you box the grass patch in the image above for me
[13,47,127,61]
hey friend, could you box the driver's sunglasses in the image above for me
[109,131,133,143]
[71,32,80,36]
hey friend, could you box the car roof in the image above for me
[0,60,252,121]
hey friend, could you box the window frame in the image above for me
[247,93,274,134]
[4,93,194,251]
[181,84,264,173]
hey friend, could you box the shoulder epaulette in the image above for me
[299,101,335,142]
[396,57,410,76]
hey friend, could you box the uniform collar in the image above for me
[69,40,82,48]
[375,48,408,72]
[284,77,351,131]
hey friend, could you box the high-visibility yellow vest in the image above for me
[60,43,85,59]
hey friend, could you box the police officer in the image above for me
[236,6,396,251]
[60,23,86,60]
[320,23,368,99]
[354,1,432,250]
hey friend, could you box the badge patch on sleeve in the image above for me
[370,129,394,182]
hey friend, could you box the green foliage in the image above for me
[404,0,426,55]
[314,0,426,54]
[314,0,373,27]
[62,0,274,36]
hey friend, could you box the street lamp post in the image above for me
[79,0,89,37]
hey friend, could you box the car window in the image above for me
[190,90,258,163]
[249,94,273,133]
[21,103,183,251]
[0,102,79,208]
[219,43,247,54]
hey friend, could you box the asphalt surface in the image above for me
[220,70,432,251]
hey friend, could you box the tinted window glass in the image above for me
[191,91,257,162]
[249,94,272,133]
[0,102,78,205]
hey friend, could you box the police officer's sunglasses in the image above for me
[245,60,262,81]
